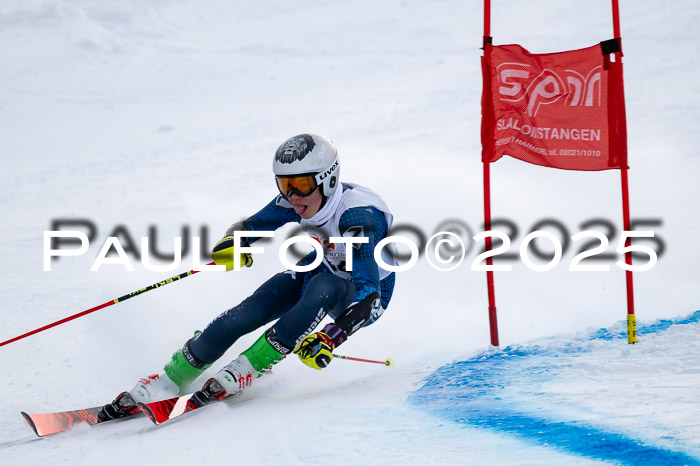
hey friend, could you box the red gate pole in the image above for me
[482,0,499,347]
[621,169,636,343]
[484,0,491,43]
[611,0,636,344]
[483,162,499,347]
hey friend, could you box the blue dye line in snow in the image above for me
[410,311,700,465]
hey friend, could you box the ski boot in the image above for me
[129,335,212,404]
[100,369,183,421]
[101,333,211,419]
[193,328,291,405]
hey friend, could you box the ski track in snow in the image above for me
[1,0,699,464]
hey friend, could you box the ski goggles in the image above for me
[275,174,319,197]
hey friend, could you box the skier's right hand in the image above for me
[212,236,253,271]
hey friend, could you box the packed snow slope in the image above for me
[411,312,700,465]
[1,0,699,464]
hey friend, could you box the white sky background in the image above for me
[0,1,698,463]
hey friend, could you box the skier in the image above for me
[101,133,396,419]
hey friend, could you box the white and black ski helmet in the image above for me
[273,133,340,197]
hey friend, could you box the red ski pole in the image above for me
[0,262,216,348]
[332,354,395,368]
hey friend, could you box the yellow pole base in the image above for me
[627,314,637,344]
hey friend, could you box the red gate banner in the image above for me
[481,43,627,170]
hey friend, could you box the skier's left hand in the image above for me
[294,332,335,370]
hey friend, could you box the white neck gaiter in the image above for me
[301,186,343,227]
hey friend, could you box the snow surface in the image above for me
[1,0,699,464]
